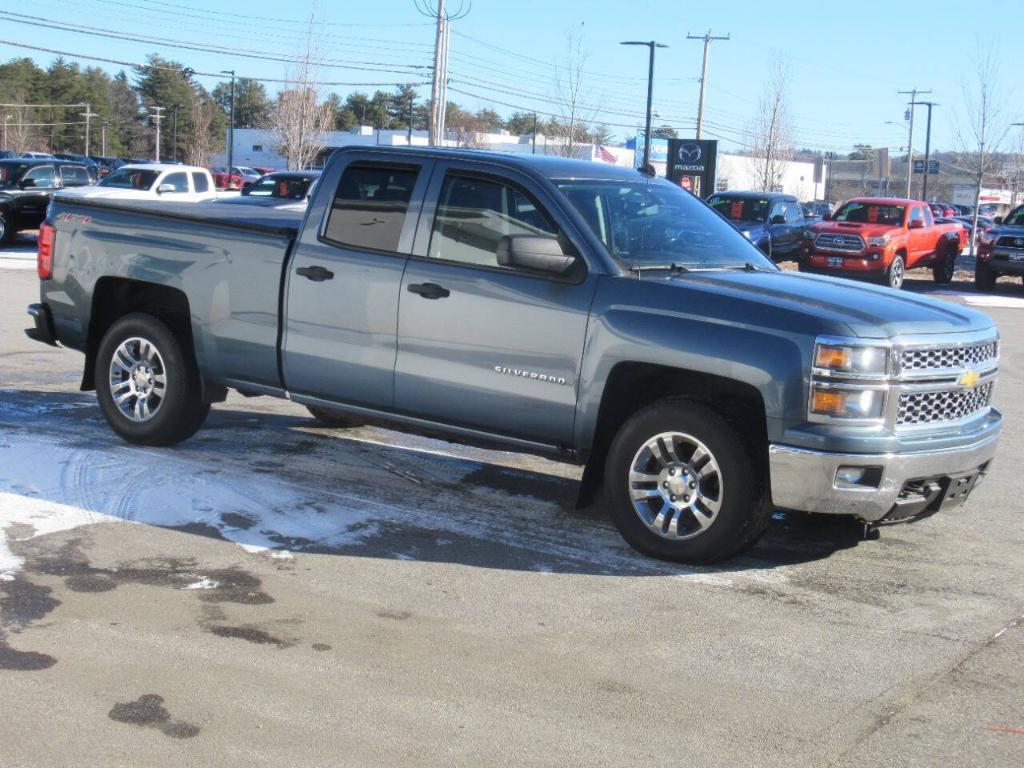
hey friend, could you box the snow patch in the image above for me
[181,577,220,590]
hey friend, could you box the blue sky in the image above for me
[2,0,1021,154]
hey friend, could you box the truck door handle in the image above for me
[296,265,334,282]
[407,282,450,300]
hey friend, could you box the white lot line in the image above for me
[0,423,787,587]
[930,290,1024,309]
[0,249,36,270]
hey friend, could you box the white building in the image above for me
[218,128,825,200]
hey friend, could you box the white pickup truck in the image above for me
[59,163,219,202]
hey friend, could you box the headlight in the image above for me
[867,235,890,246]
[810,385,885,420]
[813,342,888,376]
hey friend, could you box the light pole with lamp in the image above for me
[620,40,668,174]
[1010,122,1024,207]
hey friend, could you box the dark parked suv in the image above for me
[0,158,94,246]
[706,191,807,261]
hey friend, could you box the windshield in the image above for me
[1003,206,1024,226]
[557,177,776,270]
[247,175,316,199]
[706,195,771,223]
[833,201,906,225]
[100,168,161,190]
[0,162,29,187]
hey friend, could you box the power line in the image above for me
[0,12,432,74]
[0,38,427,88]
[132,0,434,27]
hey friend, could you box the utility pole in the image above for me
[428,0,445,146]
[687,30,730,141]
[2,114,9,149]
[150,106,165,162]
[101,122,108,156]
[621,40,668,173]
[532,112,537,154]
[407,92,414,145]
[898,88,930,197]
[221,70,236,172]
[919,101,938,202]
[81,103,99,156]
[172,105,180,162]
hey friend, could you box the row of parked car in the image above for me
[0,154,321,246]
[707,190,1021,292]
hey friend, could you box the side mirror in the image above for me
[821,212,832,221]
[18,178,36,189]
[243,181,253,189]
[909,219,924,230]
[156,183,176,194]
[770,214,786,225]
[994,216,1003,225]
[496,234,575,275]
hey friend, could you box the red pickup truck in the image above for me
[801,197,965,289]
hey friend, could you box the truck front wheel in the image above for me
[885,254,905,289]
[604,398,771,564]
[95,312,209,446]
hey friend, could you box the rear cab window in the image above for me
[323,163,419,253]
[60,165,90,187]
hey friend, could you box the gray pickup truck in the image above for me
[26,147,1002,563]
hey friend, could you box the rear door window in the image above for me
[323,163,419,253]
[192,172,210,193]
[922,206,934,227]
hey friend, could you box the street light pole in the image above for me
[221,70,236,172]
[621,40,668,174]
[919,101,938,202]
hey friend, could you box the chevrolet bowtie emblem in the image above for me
[959,369,981,389]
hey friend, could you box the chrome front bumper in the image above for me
[769,413,1002,522]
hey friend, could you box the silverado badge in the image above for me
[958,369,981,389]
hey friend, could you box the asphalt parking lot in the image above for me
[2,255,1023,767]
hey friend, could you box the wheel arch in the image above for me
[82,277,225,402]
[576,362,769,508]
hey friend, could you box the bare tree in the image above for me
[5,104,35,154]
[270,8,333,170]
[749,57,794,192]
[954,42,1012,253]
[551,25,597,158]
[186,87,215,167]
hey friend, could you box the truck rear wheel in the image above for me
[0,213,11,247]
[604,398,771,564]
[975,261,997,292]
[932,246,957,284]
[885,255,905,289]
[95,312,209,446]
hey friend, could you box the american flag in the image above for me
[595,145,617,164]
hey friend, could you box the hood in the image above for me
[642,268,993,338]
[813,220,898,238]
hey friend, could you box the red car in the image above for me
[801,197,965,289]
[210,166,242,190]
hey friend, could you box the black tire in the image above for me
[95,312,209,446]
[604,398,771,564]
[306,405,363,428]
[884,254,905,289]
[932,245,957,284]
[975,261,997,292]
[0,213,11,248]
[797,260,813,273]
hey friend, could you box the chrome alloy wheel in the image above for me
[109,336,168,422]
[627,431,723,540]
[889,258,904,288]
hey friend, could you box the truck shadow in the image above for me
[0,388,865,578]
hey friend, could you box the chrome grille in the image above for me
[814,233,864,252]
[899,342,998,372]
[996,235,1024,249]
[897,383,993,425]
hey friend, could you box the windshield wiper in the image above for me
[629,262,689,274]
